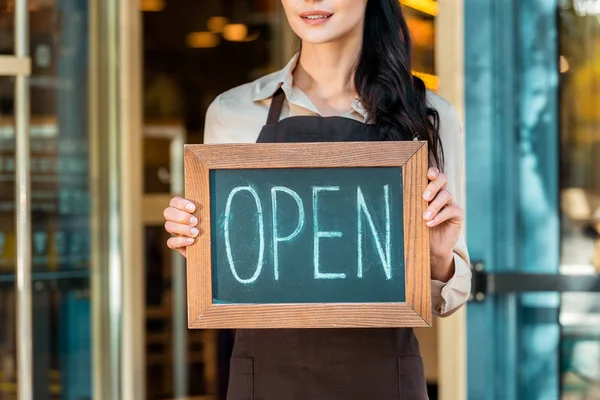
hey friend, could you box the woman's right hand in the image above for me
[164,196,199,257]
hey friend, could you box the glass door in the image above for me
[141,1,289,398]
[0,1,118,399]
[465,0,600,398]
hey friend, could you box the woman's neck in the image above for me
[293,38,362,116]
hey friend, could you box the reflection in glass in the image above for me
[512,0,562,398]
[559,1,600,398]
[0,75,17,400]
[142,1,284,398]
[0,1,93,399]
[0,1,14,56]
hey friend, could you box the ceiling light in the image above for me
[223,24,248,42]
[186,32,220,49]
[207,16,229,33]
[141,0,165,12]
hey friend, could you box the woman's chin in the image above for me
[296,32,343,46]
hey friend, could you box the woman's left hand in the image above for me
[422,167,465,282]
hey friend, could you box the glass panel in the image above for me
[0,1,94,399]
[142,1,284,398]
[516,0,561,398]
[0,75,16,400]
[559,2,600,398]
[465,0,561,398]
[0,1,14,56]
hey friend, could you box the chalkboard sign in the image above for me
[211,167,405,304]
[185,142,431,329]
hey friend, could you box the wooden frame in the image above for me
[184,141,431,329]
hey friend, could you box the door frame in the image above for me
[1,1,33,399]
[118,1,145,399]
[89,0,144,399]
[435,1,467,399]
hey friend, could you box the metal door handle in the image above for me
[470,262,600,302]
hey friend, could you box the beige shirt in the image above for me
[203,54,471,317]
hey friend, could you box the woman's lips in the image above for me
[299,10,333,25]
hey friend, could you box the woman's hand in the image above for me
[164,196,199,257]
[422,167,464,282]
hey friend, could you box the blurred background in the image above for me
[0,0,599,399]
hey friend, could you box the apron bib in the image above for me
[226,89,429,400]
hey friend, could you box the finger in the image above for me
[169,196,196,213]
[167,236,196,250]
[423,172,448,201]
[423,189,453,221]
[163,207,198,226]
[165,221,199,238]
[426,205,464,227]
[427,167,440,180]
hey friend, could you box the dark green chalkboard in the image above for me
[210,167,405,304]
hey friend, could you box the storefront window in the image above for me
[0,1,94,398]
[142,0,285,398]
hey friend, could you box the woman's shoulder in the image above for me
[210,70,281,112]
[425,90,462,139]
[204,74,277,143]
[426,91,458,122]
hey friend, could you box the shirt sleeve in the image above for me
[203,95,226,144]
[431,103,472,317]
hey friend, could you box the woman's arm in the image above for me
[422,98,472,317]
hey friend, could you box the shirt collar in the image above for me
[252,52,368,121]
[252,53,299,102]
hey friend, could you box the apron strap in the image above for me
[266,88,286,125]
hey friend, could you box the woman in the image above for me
[163,0,471,398]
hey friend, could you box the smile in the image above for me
[302,15,331,20]
[299,11,333,24]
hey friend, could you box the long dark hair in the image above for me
[355,0,444,169]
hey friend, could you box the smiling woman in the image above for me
[162,0,469,399]
[143,0,451,398]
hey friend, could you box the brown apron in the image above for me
[226,89,429,400]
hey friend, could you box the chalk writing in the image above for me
[210,167,405,304]
[271,186,305,281]
[224,186,265,284]
[313,186,346,280]
[357,185,392,279]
